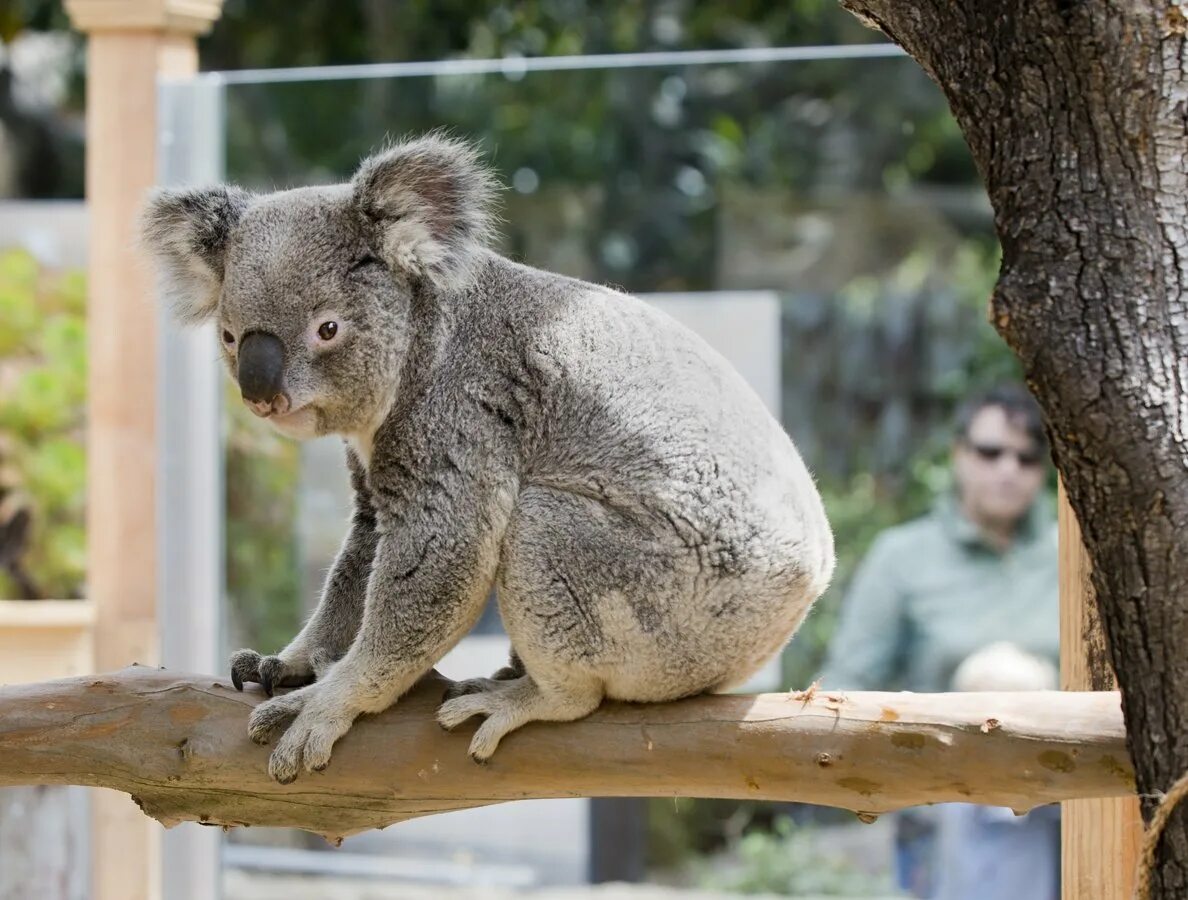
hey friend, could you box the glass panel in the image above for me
[213,51,1001,675]
[155,47,1019,892]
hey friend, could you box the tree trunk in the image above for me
[838,1,1188,894]
[0,667,1132,844]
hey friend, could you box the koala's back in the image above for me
[464,256,835,698]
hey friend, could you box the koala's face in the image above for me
[140,135,498,442]
[211,188,411,439]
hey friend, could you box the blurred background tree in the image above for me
[0,0,82,197]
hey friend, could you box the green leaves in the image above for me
[22,438,84,512]
[0,252,41,356]
[697,816,901,896]
[0,250,87,599]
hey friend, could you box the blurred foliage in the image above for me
[0,249,85,598]
[223,386,303,655]
[652,804,902,894]
[0,245,301,643]
[0,0,84,198]
[207,2,979,294]
[204,0,879,71]
[0,0,71,39]
[695,817,901,896]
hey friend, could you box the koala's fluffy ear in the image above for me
[352,134,500,292]
[139,186,252,324]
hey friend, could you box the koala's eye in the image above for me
[221,329,235,345]
[317,321,339,341]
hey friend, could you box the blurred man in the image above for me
[818,383,1059,899]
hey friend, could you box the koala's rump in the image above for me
[495,482,822,703]
[520,287,834,589]
[494,290,833,701]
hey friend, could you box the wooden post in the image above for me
[61,3,224,899]
[1059,482,1143,898]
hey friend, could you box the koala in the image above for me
[140,134,835,784]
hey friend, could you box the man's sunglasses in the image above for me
[965,441,1044,468]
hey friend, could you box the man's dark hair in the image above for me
[954,383,1048,451]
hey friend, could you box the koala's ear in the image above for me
[352,134,500,292]
[138,185,252,324]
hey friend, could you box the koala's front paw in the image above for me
[247,689,307,746]
[249,685,355,784]
[229,649,315,696]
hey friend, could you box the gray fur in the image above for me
[140,185,253,324]
[140,134,835,782]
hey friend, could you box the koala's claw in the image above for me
[266,707,351,783]
[247,685,354,784]
[229,648,315,695]
[229,649,262,692]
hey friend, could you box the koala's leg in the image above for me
[437,670,602,762]
[249,470,516,784]
[438,482,745,760]
[231,453,378,695]
[438,485,678,759]
[494,648,525,680]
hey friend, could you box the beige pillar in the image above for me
[1059,482,1142,898]
[62,3,224,899]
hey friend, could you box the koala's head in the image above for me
[140,134,499,441]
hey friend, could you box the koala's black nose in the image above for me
[237,331,286,404]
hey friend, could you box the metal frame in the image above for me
[156,73,228,900]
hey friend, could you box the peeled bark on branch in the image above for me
[0,667,1133,842]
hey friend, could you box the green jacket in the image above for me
[819,494,1059,693]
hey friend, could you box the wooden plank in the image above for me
[1059,481,1143,899]
[0,599,95,628]
[82,32,194,900]
[64,1,224,893]
[0,600,94,685]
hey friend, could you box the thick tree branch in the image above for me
[0,667,1133,843]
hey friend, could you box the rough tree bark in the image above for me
[838,1,1188,895]
[0,668,1133,843]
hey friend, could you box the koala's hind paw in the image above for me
[229,649,314,696]
[441,677,503,704]
[438,674,604,763]
[437,689,520,763]
[437,690,495,730]
[440,654,526,703]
